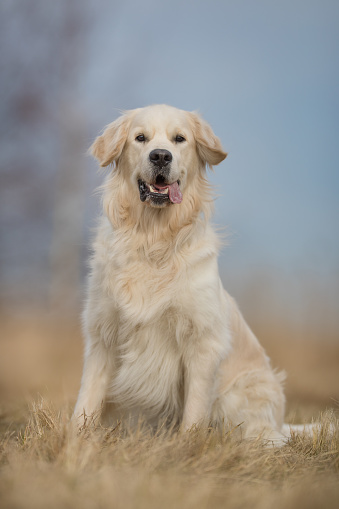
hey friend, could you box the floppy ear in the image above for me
[90,113,131,167]
[189,112,227,167]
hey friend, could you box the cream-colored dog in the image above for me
[74,104,287,442]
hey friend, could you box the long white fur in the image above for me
[74,104,289,443]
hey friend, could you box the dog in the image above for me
[73,104,287,443]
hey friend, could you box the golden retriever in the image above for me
[73,104,287,443]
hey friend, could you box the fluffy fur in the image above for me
[74,104,286,442]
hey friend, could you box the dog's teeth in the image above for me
[149,185,169,195]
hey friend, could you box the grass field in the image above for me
[0,316,338,508]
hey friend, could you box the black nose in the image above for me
[149,149,172,167]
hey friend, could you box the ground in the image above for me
[0,316,338,509]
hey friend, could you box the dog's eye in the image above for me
[135,134,146,142]
[175,135,186,143]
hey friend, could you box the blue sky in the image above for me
[82,0,338,279]
[1,0,338,322]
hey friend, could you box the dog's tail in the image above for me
[281,417,336,440]
[282,423,318,437]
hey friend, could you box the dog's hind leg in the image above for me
[212,368,286,445]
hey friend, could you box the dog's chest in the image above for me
[111,254,187,323]
[99,235,222,419]
[108,316,185,419]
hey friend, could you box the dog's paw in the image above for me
[244,427,288,448]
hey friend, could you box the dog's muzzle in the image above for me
[137,149,183,205]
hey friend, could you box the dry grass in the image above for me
[1,401,338,509]
[0,316,339,509]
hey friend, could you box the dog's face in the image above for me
[91,105,227,209]
[127,106,194,208]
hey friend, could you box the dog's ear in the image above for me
[90,113,131,167]
[189,112,227,167]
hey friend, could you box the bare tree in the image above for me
[0,0,90,315]
[48,1,90,315]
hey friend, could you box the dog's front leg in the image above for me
[181,341,221,431]
[72,341,112,427]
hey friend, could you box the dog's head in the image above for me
[91,104,227,209]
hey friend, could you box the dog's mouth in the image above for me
[138,180,183,205]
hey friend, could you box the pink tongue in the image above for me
[168,182,183,204]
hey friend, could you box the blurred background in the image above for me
[0,0,338,419]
